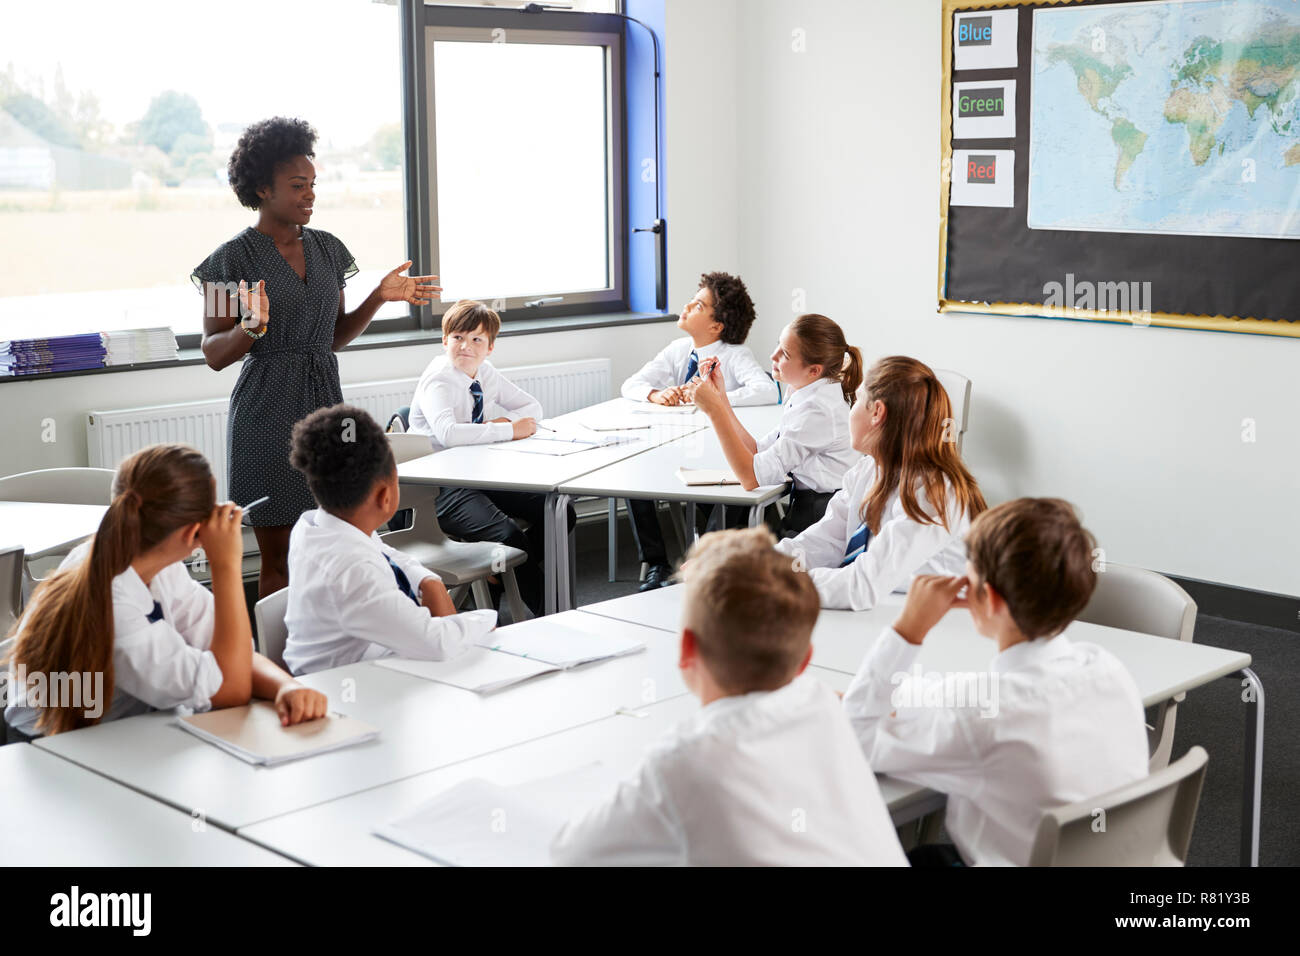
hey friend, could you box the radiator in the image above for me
[86,358,611,498]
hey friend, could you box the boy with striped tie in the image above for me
[407,300,573,616]
[283,403,496,675]
[619,272,777,590]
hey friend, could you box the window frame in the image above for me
[404,2,629,330]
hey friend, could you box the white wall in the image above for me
[685,0,1299,595]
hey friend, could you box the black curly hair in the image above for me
[699,272,756,344]
[227,116,317,210]
[290,404,395,513]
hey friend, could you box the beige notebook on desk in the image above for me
[176,702,379,766]
[676,467,741,486]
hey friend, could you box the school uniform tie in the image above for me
[841,522,871,566]
[386,555,421,606]
[682,350,699,384]
[469,380,485,424]
[146,601,165,623]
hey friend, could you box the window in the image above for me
[0,0,409,348]
[414,4,627,322]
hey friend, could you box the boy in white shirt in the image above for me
[551,526,907,866]
[620,272,778,589]
[407,300,574,615]
[842,497,1149,866]
[284,403,496,675]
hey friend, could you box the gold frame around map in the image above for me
[938,0,1300,338]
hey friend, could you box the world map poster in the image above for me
[1028,0,1300,240]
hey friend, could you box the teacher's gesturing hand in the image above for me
[379,261,441,307]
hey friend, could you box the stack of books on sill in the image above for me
[0,327,178,376]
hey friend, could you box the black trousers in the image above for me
[777,485,836,539]
[627,499,749,567]
[435,487,575,615]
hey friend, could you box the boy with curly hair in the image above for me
[283,403,495,675]
[620,272,778,590]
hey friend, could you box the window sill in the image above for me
[0,310,678,384]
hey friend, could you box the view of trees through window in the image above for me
[0,0,406,341]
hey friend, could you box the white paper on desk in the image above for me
[374,763,617,866]
[490,434,639,456]
[630,403,697,415]
[374,649,559,693]
[477,619,646,668]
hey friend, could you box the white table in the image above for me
[554,402,788,610]
[34,612,692,831]
[578,585,1264,865]
[397,398,708,614]
[0,743,296,866]
[235,665,936,866]
[0,500,106,560]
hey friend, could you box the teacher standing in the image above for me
[195,116,438,598]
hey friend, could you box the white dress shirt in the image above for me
[620,336,778,407]
[843,627,1149,866]
[408,355,544,451]
[284,508,496,675]
[550,674,908,866]
[774,456,970,610]
[5,541,224,736]
[753,376,859,493]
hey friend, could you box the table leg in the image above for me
[552,493,574,613]
[1235,667,1264,867]
[543,493,557,616]
[748,503,762,528]
[607,498,617,584]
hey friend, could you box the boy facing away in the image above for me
[843,497,1149,866]
[551,526,907,866]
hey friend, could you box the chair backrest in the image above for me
[1027,746,1208,866]
[0,467,117,505]
[388,432,434,465]
[387,405,411,434]
[254,587,290,670]
[0,545,24,636]
[1077,563,1196,643]
[933,369,971,454]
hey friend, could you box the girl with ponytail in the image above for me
[693,314,863,538]
[774,356,987,611]
[4,444,326,738]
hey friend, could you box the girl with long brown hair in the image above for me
[4,444,327,738]
[774,356,986,610]
[693,314,863,538]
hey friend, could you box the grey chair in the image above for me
[0,545,24,637]
[386,434,531,621]
[0,467,117,592]
[1077,563,1197,770]
[254,586,290,670]
[1027,746,1208,866]
[933,368,972,454]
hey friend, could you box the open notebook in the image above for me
[374,763,618,866]
[374,648,559,694]
[176,702,378,766]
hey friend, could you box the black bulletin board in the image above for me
[938,0,1300,338]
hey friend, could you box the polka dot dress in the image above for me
[192,227,358,527]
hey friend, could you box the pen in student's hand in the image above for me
[240,496,270,515]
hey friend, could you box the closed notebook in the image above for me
[477,617,645,668]
[676,467,741,486]
[176,702,378,766]
[374,649,559,693]
[374,763,617,866]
